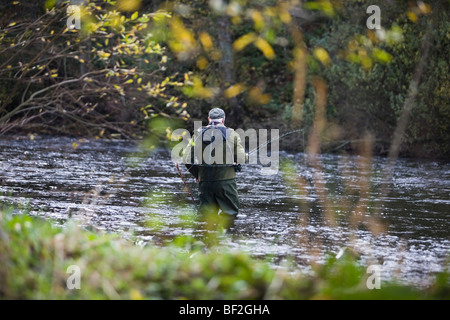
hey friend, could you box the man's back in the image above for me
[183,124,246,182]
[181,107,246,228]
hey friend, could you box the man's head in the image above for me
[208,108,225,125]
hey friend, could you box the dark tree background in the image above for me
[0,0,448,158]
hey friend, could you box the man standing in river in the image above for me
[182,107,247,231]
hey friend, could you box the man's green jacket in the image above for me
[182,125,246,182]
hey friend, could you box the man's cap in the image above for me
[208,108,225,120]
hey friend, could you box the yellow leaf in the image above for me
[313,47,331,66]
[196,56,209,70]
[372,48,393,63]
[98,50,111,59]
[116,0,142,12]
[8,22,16,27]
[254,37,275,59]
[232,33,257,52]
[191,77,217,99]
[407,11,418,23]
[231,16,242,25]
[210,49,222,61]
[165,127,172,140]
[199,32,214,51]
[169,18,198,55]
[264,6,276,17]
[124,79,133,84]
[250,10,265,31]
[224,83,246,98]
[248,87,271,105]
[131,11,139,20]
[361,56,373,70]
[279,8,292,24]
[418,2,432,14]
[113,84,122,90]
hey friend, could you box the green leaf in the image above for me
[372,48,393,63]
[138,16,149,23]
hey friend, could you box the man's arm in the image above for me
[232,131,247,164]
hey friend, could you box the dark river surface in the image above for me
[0,136,449,287]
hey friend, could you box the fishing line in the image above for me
[247,128,305,156]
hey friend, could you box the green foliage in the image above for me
[0,208,448,300]
[302,0,449,158]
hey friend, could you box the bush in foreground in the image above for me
[0,210,448,300]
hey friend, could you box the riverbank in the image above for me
[2,124,449,161]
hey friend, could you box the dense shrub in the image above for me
[0,209,448,300]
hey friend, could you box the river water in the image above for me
[0,136,448,287]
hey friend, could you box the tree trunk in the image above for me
[217,15,241,124]
[80,40,91,76]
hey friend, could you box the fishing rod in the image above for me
[175,129,304,198]
[181,129,305,174]
[247,128,305,156]
[175,162,197,207]
[182,163,241,170]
